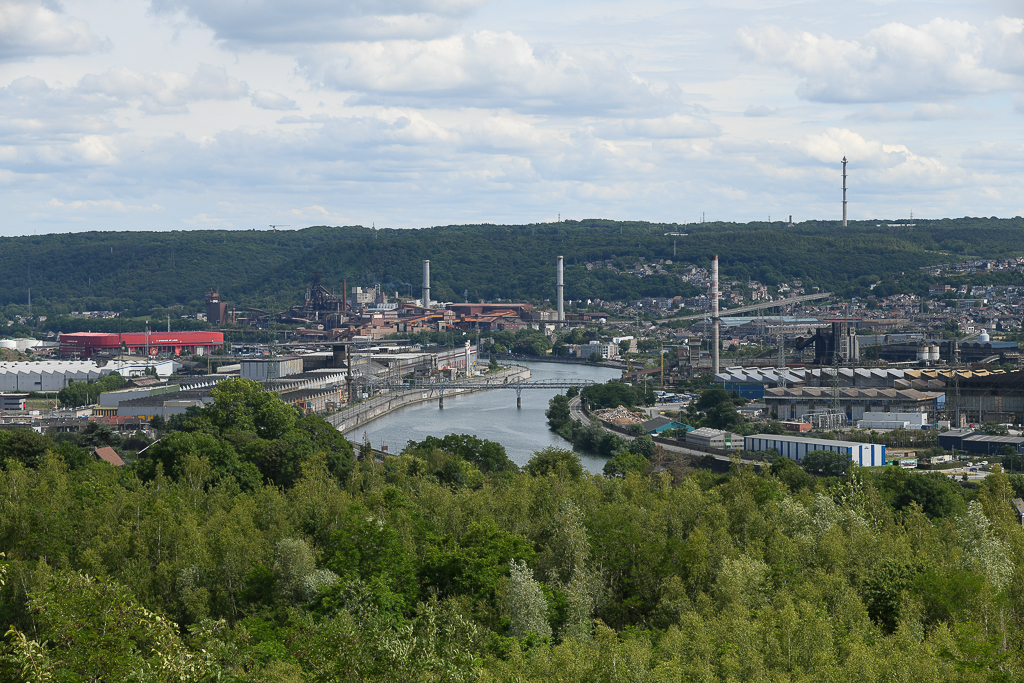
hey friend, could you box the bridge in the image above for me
[656,292,833,323]
[364,378,596,408]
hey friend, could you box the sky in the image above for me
[1,0,1023,235]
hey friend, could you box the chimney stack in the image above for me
[422,260,431,308]
[557,255,564,322]
[712,254,720,375]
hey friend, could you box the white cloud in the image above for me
[623,114,719,138]
[310,30,665,113]
[744,105,775,117]
[0,0,108,61]
[251,89,297,110]
[849,103,988,121]
[794,127,954,186]
[739,18,1019,103]
[49,198,163,211]
[78,64,249,114]
[150,0,486,44]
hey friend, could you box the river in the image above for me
[348,361,622,472]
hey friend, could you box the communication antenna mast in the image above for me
[842,157,848,228]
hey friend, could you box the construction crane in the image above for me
[269,224,290,232]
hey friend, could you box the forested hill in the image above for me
[2,216,1023,315]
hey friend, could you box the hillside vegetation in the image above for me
[3,382,1024,680]
[2,217,1023,317]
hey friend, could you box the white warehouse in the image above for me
[0,361,109,392]
[744,434,887,467]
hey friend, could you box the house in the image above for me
[92,446,125,467]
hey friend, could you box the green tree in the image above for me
[800,450,851,477]
[546,395,572,431]
[525,446,583,479]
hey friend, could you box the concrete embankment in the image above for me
[328,365,531,435]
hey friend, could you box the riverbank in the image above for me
[327,365,531,435]
[349,361,622,471]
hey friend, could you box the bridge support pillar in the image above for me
[517,395,521,409]
[439,395,444,408]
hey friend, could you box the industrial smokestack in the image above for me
[712,254,720,375]
[557,255,564,322]
[422,259,431,308]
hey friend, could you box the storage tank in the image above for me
[916,343,927,362]
[0,339,15,350]
[978,329,990,343]
[14,339,38,352]
[928,344,940,362]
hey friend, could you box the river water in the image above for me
[349,361,622,472]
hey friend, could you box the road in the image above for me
[656,291,833,323]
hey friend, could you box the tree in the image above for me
[525,446,583,479]
[980,422,1009,436]
[546,395,572,430]
[603,450,648,477]
[4,570,215,681]
[800,450,851,477]
[501,560,551,639]
[587,351,602,363]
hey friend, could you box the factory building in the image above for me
[954,370,1024,424]
[60,332,224,359]
[795,321,860,364]
[0,360,109,392]
[938,429,1024,456]
[0,394,28,411]
[764,386,944,422]
[206,291,229,325]
[240,357,304,382]
[717,366,950,401]
[744,433,886,467]
[871,339,1019,365]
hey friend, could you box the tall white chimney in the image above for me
[557,255,564,322]
[712,254,719,375]
[422,259,430,308]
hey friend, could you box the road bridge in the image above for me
[656,292,833,323]
[367,378,596,408]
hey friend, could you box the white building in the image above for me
[857,412,930,430]
[744,434,886,467]
[0,361,109,392]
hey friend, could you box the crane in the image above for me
[269,224,290,232]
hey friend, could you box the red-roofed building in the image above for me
[60,332,224,359]
[92,446,125,467]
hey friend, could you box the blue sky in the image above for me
[1,0,1022,235]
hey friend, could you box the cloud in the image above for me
[623,114,719,138]
[744,105,775,117]
[49,198,163,212]
[0,0,108,61]
[251,89,297,110]
[78,64,249,114]
[310,30,666,113]
[794,127,954,186]
[739,18,1019,103]
[849,103,988,121]
[150,0,486,44]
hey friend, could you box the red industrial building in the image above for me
[59,332,224,359]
